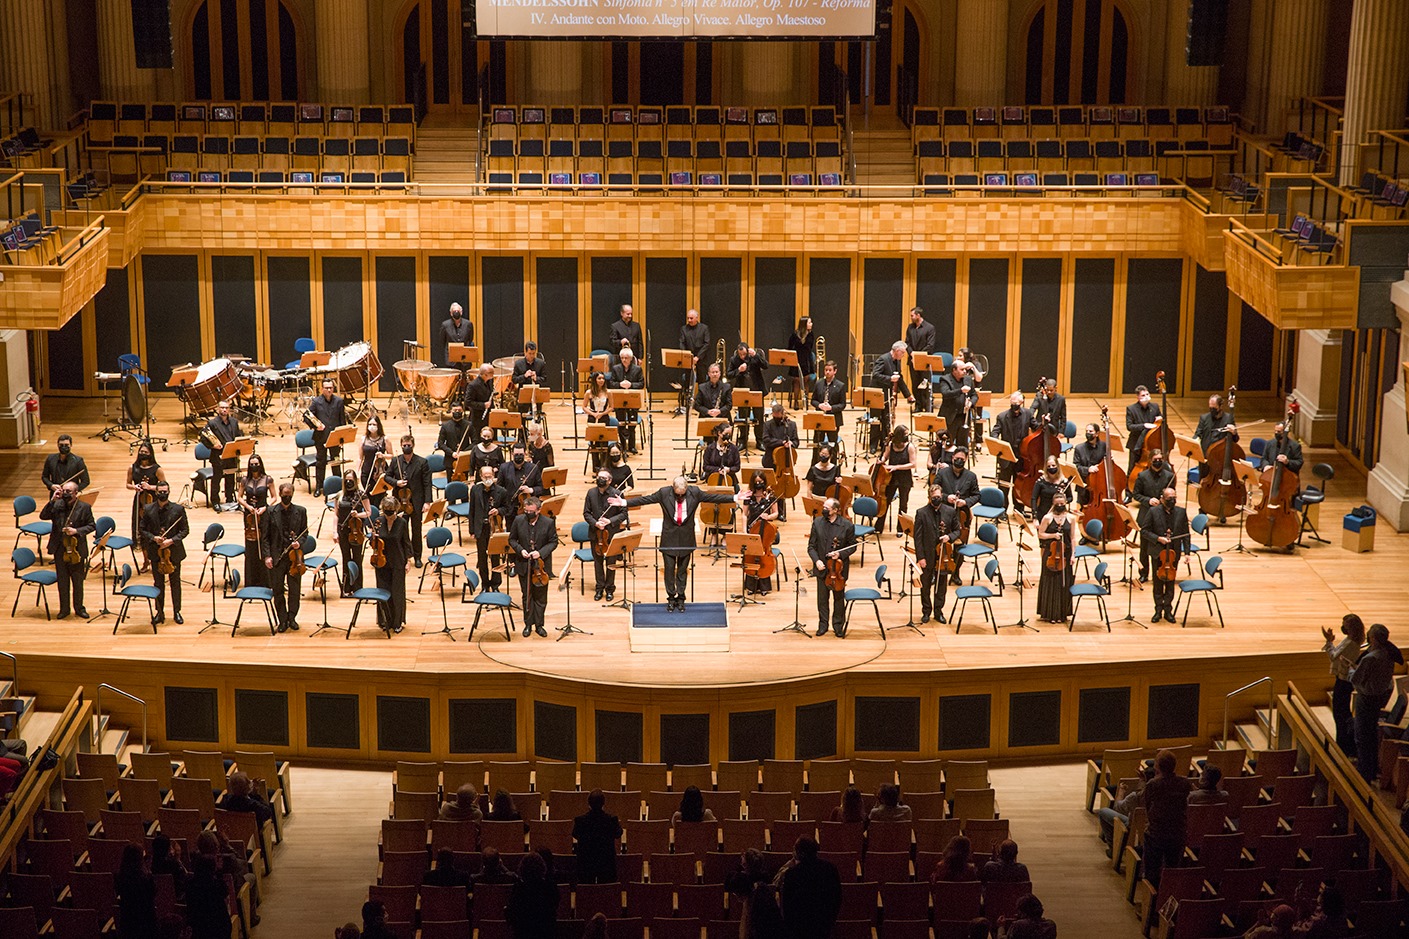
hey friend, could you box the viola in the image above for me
[1083,404,1128,544]
[347,513,365,547]
[937,523,958,574]
[773,444,800,500]
[824,535,846,591]
[531,557,551,586]
[138,485,156,510]
[1197,385,1247,519]
[243,507,259,542]
[1156,533,1180,582]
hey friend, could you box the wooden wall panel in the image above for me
[210,256,258,362]
[375,256,418,393]
[321,256,364,352]
[1122,258,1184,395]
[1069,258,1114,395]
[266,256,313,369]
[535,256,580,392]
[967,258,1010,391]
[1190,264,1230,393]
[915,257,958,355]
[140,255,203,388]
[753,257,799,357]
[1017,257,1062,392]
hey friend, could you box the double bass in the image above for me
[1198,386,1247,520]
[1129,370,1177,485]
[1083,405,1129,544]
[1015,377,1061,510]
[699,467,736,531]
[1246,404,1301,549]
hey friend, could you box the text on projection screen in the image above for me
[476,0,877,38]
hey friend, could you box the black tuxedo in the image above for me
[1261,434,1304,474]
[934,465,980,528]
[141,499,189,616]
[1071,440,1109,507]
[1125,400,1162,472]
[463,377,494,434]
[583,485,626,593]
[609,361,645,451]
[694,381,733,430]
[608,319,642,358]
[625,485,736,601]
[307,393,347,486]
[436,418,474,479]
[914,501,961,618]
[1032,392,1067,437]
[1194,409,1236,455]
[439,316,473,367]
[678,322,712,386]
[40,496,95,616]
[760,418,799,469]
[810,377,846,445]
[42,452,91,493]
[807,513,857,635]
[1142,502,1190,618]
[728,352,768,448]
[935,371,976,447]
[262,500,309,630]
[469,479,509,591]
[1131,465,1175,578]
[508,513,558,630]
[497,460,544,525]
[992,405,1034,495]
[869,354,910,445]
[386,453,432,563]
[905,319,937,411]
[203,415,241,502]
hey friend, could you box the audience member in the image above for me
[1000,894,1057,939]
[980,840,1030,884]
[572,789,623,884]
[185,853,233,939]
[150,833,190,899]
[471,847,519,886]
[582,912,609,939]
[505,851,560,939]
[1293,883,1347,939]
[157,914,190,939]
[829,786,866,823]
[1321,614,1366,756]
[488,788,522,821]
[728,849,773,927]
[673,784,717,823]
[423,848,470,888]
[1141,748,1192,888]
[334,926,361,939]
[1187,765,1229,805]
[117,842,158,939]
[1243,902,1296,939]
[358,899,396,939]
[439,782,485,821]
[743,882,786,939]
[1097,765,1154,852]
[930,835,979,882]
[1349,623,1403,781]
[779,836,841,939]
[868,783,913,822]
[195,830,258,917]
[220,771,274,829]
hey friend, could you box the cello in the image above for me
[742,491,779,584]
[1015,377,1061,511]
[1198,386,1247,520]
[773,443,801,501]
[1083,405,1129,544]
[1246,404,1302,550]
[698,467,736,532]
[1129,371,1177,485]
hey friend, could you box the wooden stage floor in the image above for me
[2,394,1403,690]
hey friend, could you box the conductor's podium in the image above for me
[629,602,731,653]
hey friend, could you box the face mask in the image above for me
[1275,431,1285,440]
[250,464,263,475]
[280,494,292,505]
[597,479,609,489]
[1152,459,1165,470]
[452,412,463,422]
[931,495,944,507]
[513,454,524,465]
[58,444,71,454]
[1086,433,1097,442]
[1163,498,1177,509]
[54,496,67,508]
[402,444,413,454]
[1054,504,1067,513]
[953,460,965,470]
[1010,403,1021,413]
[611,453,622,463]
[1046,466,1058,475]
[157,491,169,502]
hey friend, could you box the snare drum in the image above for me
[421,367,462,403]
[182,358,242,413]
[394,359,432,395]
[322,341,385,394]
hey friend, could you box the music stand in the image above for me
[1173,433,1204,499]
[767,349,799,407]
[893,549,926,636]
[585,424,619,475]
[423,499,447,527]
[604,529,643,610]
[802,494,826,517]
[539,494,568,519]
[914,413,948,449]
[167,364,200,446]
[323,423,356,479]
[89,529,115,620]
[725,531,767,609]
[540,466,568,494]
[738,467,777,491]
[663,348,697,442]
[983,437,1017,503]
[520,385,551,427]
[489,409,523,447]
[1229,460,1261,554]
[299,350,332,370]
[844,472,873,498]
[855,386,887,454]
[485,530,520,609]
[912,353,945,411]
[803,411,837,448]
[1103,500,1146,628]
[775,546,811,636]
[448,343,478,369]
[734,389,763,453]
[1002,514,1039,632]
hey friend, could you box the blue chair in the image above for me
[190,443,215,505]
[227,569,278,636]
[571,521,595,596]
[291,430,317,491]
[1061,420,1078,453]
[1073,518,1102,577]
[469,582,516,641]
[957,523,999,584]
[315,476,342,536]
[843,564,891,639]
[970,487,1008,538]
[428,452,448,492]
[444,481,471,543]
[12,495,51,559]
[1247,437,1267,469]
[420,526,467,597]
[11,547,57,618]
[851,496,883,563]
[1069,560,1112,632]
[114,563,160,634]
[95,515,140,572]
[117,353,149,387]
[1176,556,1225,628]
[1186,513,1210,556]
[199,523,244,595]
[344,561,393,638]
[285,337,316,370]
[950,557,1004,634]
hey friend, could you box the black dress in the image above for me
[240,475,271,589]
[1036,515,1075,621]
[806,461,840,497]
[130,462,161,544]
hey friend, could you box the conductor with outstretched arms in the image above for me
[611,475,742,613]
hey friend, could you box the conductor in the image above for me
[611,476,742,613]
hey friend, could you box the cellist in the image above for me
[760,403,799,521]
[740,472,779,596]
[1142,488,1190,623]
[807,497,856,637]
[1130,449,1175,582]
[1071,423,1108,511]
[914,484,960,625]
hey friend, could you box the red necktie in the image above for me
[676,498,686,525]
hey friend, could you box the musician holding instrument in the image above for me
[807,497,857,637]
[307,379,347,489]
[905,307,937,412]
[374,494,412,634]
[358,414,389,490]
[613,476,742,613]
[471,426,505,476]
[992,393,1033,503]
[741,473,780,595]
[439,302,473,368]
[936,360,977,448]
[694,362,733,429]
[236,455,273,589]
[914,484,961,624]
[934,447,979,584]
[1125,385,1162,474]
[787,317,817,407]
[678,308,712,412]
[584,471,626,601]
[140,480,188,625]
[869,342,913,450]
[1030,379,1067,437]
[526,422,555,469]
[1032,456,1066,522]
[1035,492,1075,624]
[509,496,557,637]
[608,304,642,366]
[806,446,841,497]
[385,435,432,568]
[729,342,769,449]
[877,426,918,534]
[127,440,165,557]
[609,348,645,453]
[42,433,91,495]
[583,370,612,426]
[1142,488,1190,623]
[463,363,495,438]
[511,342,547,423]
[1194,395,1236,468]
[41,480,94,620]
[702,423,741,485]
[760,403,799,521]
[497,444,543,527]
[810,359,846,447]
[470,465,509,593]
[1262,422,1304,474]
[336,470,372,594]
[263,482,308,632]
[435,403,474,486]
[1130,449,1175,582]
[1071,424,1108,510]
[606,445,634,493]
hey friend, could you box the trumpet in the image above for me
[816,334,826,375]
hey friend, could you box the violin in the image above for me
[158,543,175,576]
[936,522,958,574]
[369,525,387,568]
[529,530,551,586]
[137,484,156,510]
[1044,518,1069,571]
[63,532,83,566]
[1129,370,1176,485]
[286,534,307,577]
[773,443,800,500]
[1083,404,1128,544]
[244,506,259,541]
[824,535,846,591]
[1246,403,1301,549]
[1156,530,1180,582]
[347,513,365,547]
[1198,385,1247,519]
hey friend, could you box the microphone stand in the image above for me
[890,551,925,636]
[555,570,591,640]
[774,548,810,635]
[639,410,666,481]
[1118,527,1148,628]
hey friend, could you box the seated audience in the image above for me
[980,839,1030,884]
[1097,765,1154,852]
[150,833,189,899]
[423,848,470,888]
[778,837,841,939]
[1243,902,1296,939]
[117,842,158,939]
[220,771,275,829]
[440,783,484,821]
[868,783,913,822]
[1187,764,1228,805]
[335,926,361,939]
[359,899,396,939]
[673,784,717,824]
[830,786,866,823]
[506,851,560,939]
[1000,894,1057,939]
[930,835,979,882]
[488,788,522,821]
[742,882,786,939]
[185,853,233,939]
[472,847,519,886]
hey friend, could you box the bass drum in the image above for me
[182,358,242,413]
[323,341,385,394]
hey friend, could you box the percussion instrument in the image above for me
[421,367,462,404]
[177,358,242,413]
[318,341,384,395]
[394,359,432,396]
[491,356,517,392]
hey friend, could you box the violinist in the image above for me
[470,426,505,476]
[374,494,412,634]
[992,393,1033,506]
[435,403,474,486]
[140,480,188,625]
[526,421,555,469]
[385,435,432,568]
[729,342,768,450]
[741,473,779,595]
[760,403,799,521]
[508,496,557,637]
[308,379,347,489]
[702,423,741,486]
[1070,424,1108,511]
[868,342,913,450]
[41,481,95,620]
[1125,385,1162,474]
[1262,421,1303,474]
[463,363,495,438]
[1130,449,1175,582]
[810,359,846,447]
[469,465,509,593]
[608,348,645,453]
[497,444,543,527]
[1194,395,1236,471]
[693,362,733,427]
[41,433,91,494]
[127,440,165,564]
[914,484,961,624]
[935,360,976,450]
[1031,456,1066,522]
[807,497,856,637]
[202,401,240,508]
[1142,488,1189,623]
[263,482,308,632]
[926,433,955,486]
[933,447,980,577]
[584,471,625,601]
[877,426,918,534]
[1035,492,1075,624]
[606,444,635,493]
[236,455,273,588]
[358,414,388,490]
[336,470,372,595]
[806,446,841,497]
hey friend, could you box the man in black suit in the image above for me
[1261,422,1304,474]
[935,359,976,448]
[807,497,856,637]
[728,341,768,449]
[693,362,732,432]
[1142,488,1189,623]
[584,472,626,602]
[760,403,799,520]
[463,363,495,438]
[307,379,347,489]
[497,443,544,529]
[1130,450,1175,581]
[469,465,508,592]
[869,342,913,450]
[140,480,189,625]
[913,485,961,625]
[41,434,91,494]
[810,360,846,448]
[678,307,712,408]
[263,482,308,632]
[508,496,557,638]
[1031,378,1067,439]
[572,790,623,884]
[438,302,473,368]
[609,348,645,453]
[992,392,1033,507]
[512,342,547,424]
[1125,384,1162,474]
[40,481,95,619]
[202,400,241,508]
[905,306,937,412]
[614,476,742,612]
[607,303,641,365]
[435,404,474,486]
[1071,423,1110,511]
[780,837,841,939]
[385,435,432,567]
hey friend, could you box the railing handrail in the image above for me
[94,682,147,753]
[1223,675,1275,749]
[0,651,15,694]
[0,687,88,868]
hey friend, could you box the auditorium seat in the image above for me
[356,105,385,135]
[1058,106,1086,137]
[693,106,721,140]
[268,103,296,136]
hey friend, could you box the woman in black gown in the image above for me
[127,441,165,565]
[786,317,816,407]
[236,455,272,588]
[1035,491,1075,623]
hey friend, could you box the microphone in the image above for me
[406,341,425,348]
